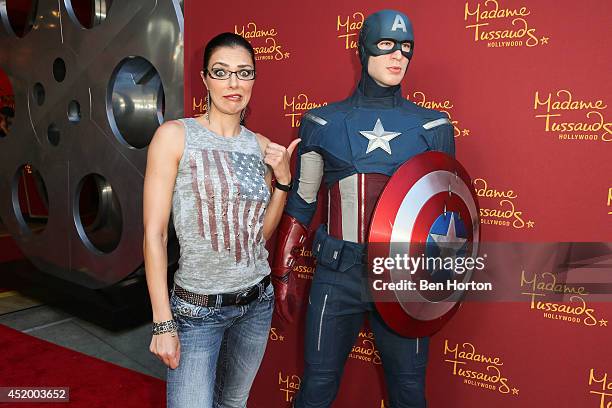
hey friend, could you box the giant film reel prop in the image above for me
[0,0,183,287]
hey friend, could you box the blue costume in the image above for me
[272,10,454,408]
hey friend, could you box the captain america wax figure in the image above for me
[271,9,454,408]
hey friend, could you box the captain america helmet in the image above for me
[358,9,414,65]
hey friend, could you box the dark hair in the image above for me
[202,32,256,72]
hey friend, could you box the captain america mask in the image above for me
[359,9,414,65]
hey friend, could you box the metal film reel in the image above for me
[0,0,184,288]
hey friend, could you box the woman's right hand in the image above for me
[144,120,185,371]
[150,332,181,369]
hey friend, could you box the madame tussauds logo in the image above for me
[289,245,316,280]
[520,271,608,328]
[589,368,612,407]
[192,96,208,117]
[534,89,611,143]
[278,371,300,402]
[473,178,535,229]
[443,339,519,396]
[235,22,290,61]
[407,91,471,138]
[348,330,382,365]
[336,11,364,51]
[283,93,328,128]
[464,0,549,48]
[269,327,286,342]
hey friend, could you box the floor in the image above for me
[0,282,167,381]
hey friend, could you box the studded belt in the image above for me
[173,275,270,308]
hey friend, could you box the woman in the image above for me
[143,32,299,407]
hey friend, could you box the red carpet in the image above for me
[0,324,165,407]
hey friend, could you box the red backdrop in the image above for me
[184,1,612,407]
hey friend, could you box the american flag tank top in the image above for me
[171,118,271,294]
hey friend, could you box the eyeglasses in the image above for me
[206,68,256,81]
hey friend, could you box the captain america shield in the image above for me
[368,151,480,337]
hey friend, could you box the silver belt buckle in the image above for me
[235,289,251,305]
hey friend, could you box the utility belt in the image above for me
[311,225,367,273]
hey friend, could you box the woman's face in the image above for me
[201,46,255,117]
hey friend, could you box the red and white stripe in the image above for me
[189,149,265,265]
[328,173,390,243]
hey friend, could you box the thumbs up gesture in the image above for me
[263,138,301,185]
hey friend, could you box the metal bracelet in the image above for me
[152,319,178,336]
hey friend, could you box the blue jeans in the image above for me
[166,281,274,408]
[295,226,428,408]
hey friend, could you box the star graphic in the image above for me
[429,214,467,258]
[600,319,608,327]
[359,118,402,155]
[462,129,470,136]
[512,388,520,395]
[527,221,535,228]
[540,37,549,45]
[279,335,285,341]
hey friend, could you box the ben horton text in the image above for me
[370,254,491,292]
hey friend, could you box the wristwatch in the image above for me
[274,178,293,192]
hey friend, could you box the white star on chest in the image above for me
[359,118,402,155]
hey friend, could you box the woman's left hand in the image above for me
[263,138,301,185]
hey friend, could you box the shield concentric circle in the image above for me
[368,151,480,337]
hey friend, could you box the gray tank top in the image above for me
[172,118,271,294]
